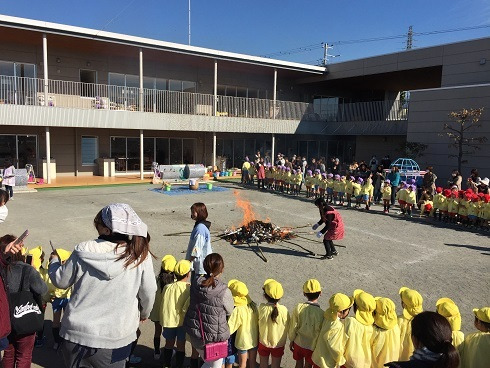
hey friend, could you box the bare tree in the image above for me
[443,108,487,173]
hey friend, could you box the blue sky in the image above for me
[1,0,489,64]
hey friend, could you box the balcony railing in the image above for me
[0,75,408,122]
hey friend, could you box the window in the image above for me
[81,136,98,165]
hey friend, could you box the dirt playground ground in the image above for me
[4,181,489,367]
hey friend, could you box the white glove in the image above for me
[316,231,323,238]
[312,224,319,230]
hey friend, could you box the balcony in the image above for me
[0,75,408,135]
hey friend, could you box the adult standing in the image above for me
[422,166,437,194]
[448,170,462,190]
[186,203,213,282]
[387,166,401,206]
[2,161,15,200]
[48,203,157,368]
[466,169,480,192]
[373,165,386,204]
[0,234,47,368]
[313,198,343,260]
[184,253,233,368]
[369,156,378,172]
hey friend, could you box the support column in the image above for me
[271,134,275,165]
[46,127,51,184]
[139,48,143,112]
[140,130,144,180]
[213,60,218,116]
[212,132,217,170]
[273,68,277,120]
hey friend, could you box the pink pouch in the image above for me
[204,341,228,362]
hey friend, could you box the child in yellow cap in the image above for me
[227,279,259,368]
[371,297,400,368]
[436,297,464,348]
[149,255,176,360]
[289,279,324,368]
[47,248,72,350]
[160,259,191,368]
[28,246,49,347]
[311,293,353,368]
[458,307,490,368]
[397,287,423,360]
[344,289,376,368]
[258,279,290,368]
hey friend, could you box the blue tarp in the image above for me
[149,185,229,196]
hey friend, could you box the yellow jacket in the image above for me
[344,316,373,368]
[46,272,71,300]
[447,197,459,213]
[458,199,469,216]
[396,189,407,202]
[305,176,313,187]
[311,317,346,368]
[289,302,324,350]
[160,281,190,328]
[467,201,480,217]
[228,303,259,350]
[345,181,354,195]
[360,184,374,198]
[333,181,343,193]
[452,330,464,349]
[458,331,490,368]
[397,316,414,361]
[405,191,416,205]
[326,179,334,189]
[481,202,490,220]
[242,161,251,170]
[432,193,445,209]
[381,186,391,200]
[149,278,164,322]
[258,303,290,348]
[352,183,362,196]
[370,325,400,368]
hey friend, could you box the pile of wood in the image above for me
[220,220,296,245]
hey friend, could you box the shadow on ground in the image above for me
[445,243,490,256]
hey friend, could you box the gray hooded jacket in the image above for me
[48,239,156,349]
[184,276,233,349]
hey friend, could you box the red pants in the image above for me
[2,333,36,368]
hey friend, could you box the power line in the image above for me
[94,0,138,37]
[261,23,490,58]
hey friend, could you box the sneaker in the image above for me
[332,250,338,256]
[129,355,142,364]
[154,351,161,360]
[53,342,59,350]
[321,254,333,260]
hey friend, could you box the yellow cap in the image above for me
[28,246,43,271]
[56,249,71,262]
[263,279,284,300]
[473,307,490,324]
[161,255,177,273]
[399,287,423,319]
[228,279,249,306]
[303,279,321,293]
[353,289,376,326]
[374,297,397,330]
[174,260,191,277]
[436,298,461,331]
[324,293,354,321]
[21,247,28,256]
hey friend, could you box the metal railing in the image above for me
[0,75,408,121]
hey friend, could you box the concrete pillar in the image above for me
[212,132,217,170]
[273,68,277,119]
[43,34,51,184]
[271,134,275,165]
[213,60,218,116]
[139,48,144,112]
[46,127,51,184]
[140,129,144,180]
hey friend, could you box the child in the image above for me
[439,189,451,222]
[285,168,292,194]
[458,191,470,225]
[47,248,72,350]
[228,279,259,368]
[417,187,433,217]
[258,279,290,368]
[28,245,48,347]
[338,176,346,206]
[382,179,392,213]
[295,169,303,196]
[289,279,324,368]
[360,178,374,210]
[345,176,354,207]
[352,178,363,208]
[313,170,322,198]
[248,163,256,185]
[0,189,8,224]
[397,287,423,360]
[326,174,334,203]
[160,260,191,368]
[430,187,445,220]
[478,194,490,230]
[458,307,490,368]
[311,293,353,368]
[404,185,417,217]
[447,190,459,223]
[344,289,376,368]
[332,175,341,205]
[371,297,400,368]
[395,182,408,215]
[467,194,480,227]
[305,170,313,198]
[319,173,327,199]
[149,255,176,360]
[436,297,464,348]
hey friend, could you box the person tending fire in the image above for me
[312,198,344,259]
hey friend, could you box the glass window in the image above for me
[156,138,169,165]
[182,139,195,164]
[298,141,308,158]
[0,61,15,76]
[126,137,140,171]
[216,139,224,157]
[0,135,16,164]
[155,78,167,91]
[169,138,183,164]
[217,85,226,96]
[169,80,182,92]
[236,87,247,98]
[108,73,125,86]
[111,137,127,172]
[233,139,244,169]
[143,137,155,170]
[17,135,37,171]
[81,136,98,165]
[308,141,318,160]
[182,81,196,93]
[223,139,233,168]
[15,63,36,78]
[125,75,139,88]
[226,86,236,97]
[244,139,255,158]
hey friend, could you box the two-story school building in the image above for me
[0,14,489,183]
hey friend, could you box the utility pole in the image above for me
[188,0,191,45]
[322,42,340,66]
[406,25,413,50]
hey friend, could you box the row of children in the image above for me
[150,255,489,368]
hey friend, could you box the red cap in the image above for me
[436,187,443,193]
[443,189,451,197]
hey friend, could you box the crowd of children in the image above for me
[146,254,488,368]
[240,165,490,231]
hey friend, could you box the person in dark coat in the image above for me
[312,198,344,260]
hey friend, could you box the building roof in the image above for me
[0,14,326,74]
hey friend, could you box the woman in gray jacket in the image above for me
[184,253,233,368]
[48,203,157,368]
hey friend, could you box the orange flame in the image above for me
[233,190,258,227]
